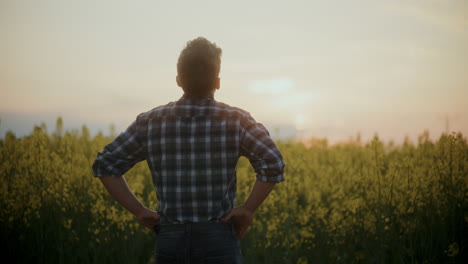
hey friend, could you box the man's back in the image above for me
[93,94,285,223]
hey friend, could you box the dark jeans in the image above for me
[154,219,243,264]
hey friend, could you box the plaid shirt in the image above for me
[92,94,285,222]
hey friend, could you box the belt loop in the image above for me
[231,220,239,239]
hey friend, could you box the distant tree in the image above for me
[54,117,64,137]
[109,123,116,138]
[82,125,90,141]
[39,122,48,134]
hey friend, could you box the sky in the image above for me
[1,0,467,145]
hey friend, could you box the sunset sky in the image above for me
[1,0,467,144]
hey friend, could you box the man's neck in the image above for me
[182,93,215,100]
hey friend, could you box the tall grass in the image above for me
[0,121,466,263]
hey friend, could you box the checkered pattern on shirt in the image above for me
[92,94,285,222]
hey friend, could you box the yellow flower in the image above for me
[64,219,72,230]
[445,242,459,257]
[296,257,308,264]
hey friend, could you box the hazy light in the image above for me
[249,78,294,95]
[1,0,467,143]
[295,114,306,131]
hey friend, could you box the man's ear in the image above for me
[176,76,182,87]
[214,78,220,90]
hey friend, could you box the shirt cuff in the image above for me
[92,159,124,178]
[256,173,285,183]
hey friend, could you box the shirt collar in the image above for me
[180,93,215,103]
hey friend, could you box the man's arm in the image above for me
[99,176,159,230]
[93,118,158,231]
[221,113,286,240]
[221,179,276,239]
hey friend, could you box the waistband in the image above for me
[159,215,232,225]
[155,216,233,235]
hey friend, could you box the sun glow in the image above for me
[295,114,306,131]
[249,78,293,95]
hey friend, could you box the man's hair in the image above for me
[177,37,222,97]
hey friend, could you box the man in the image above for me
[92,37,285,263]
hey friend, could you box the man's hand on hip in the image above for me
[220,205,255,240]
[99,176,160,231]
[135,207,160,231]
[220,179,276,240]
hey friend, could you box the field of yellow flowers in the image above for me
[0,119,467,263]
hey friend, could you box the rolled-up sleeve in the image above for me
[92,119,146,177]
[240,113,285,183]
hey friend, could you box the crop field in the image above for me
[0,121,467,263]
